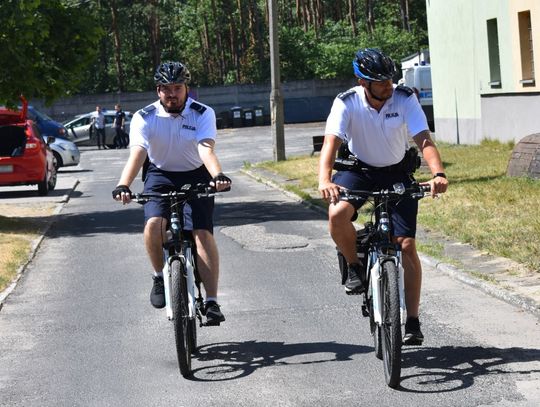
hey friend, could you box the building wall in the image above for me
[426,0,540,144]
[426,0,482,144]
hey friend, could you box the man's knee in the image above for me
[145,217,166,238]
[328,202,355,225]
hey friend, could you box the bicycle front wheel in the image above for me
[380,260,402,388]
[171,258,192,377]
[184,246,198,354]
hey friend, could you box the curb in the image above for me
[241,168,540,319]
[0,179,80,312]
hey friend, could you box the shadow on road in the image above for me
[188,340,369,381]
[399,345,540,393]
[39,197,325,238]
[215,199,326,227]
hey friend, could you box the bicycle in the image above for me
[337,181,430,388]
[133,183,223,378]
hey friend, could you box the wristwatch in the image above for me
[433,172,447,179]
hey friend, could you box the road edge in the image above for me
[0,179,80,312]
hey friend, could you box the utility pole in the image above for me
[268,0,285,161]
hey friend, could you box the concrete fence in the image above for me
[35,78,356,125]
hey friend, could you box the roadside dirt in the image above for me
[0,202,57,292]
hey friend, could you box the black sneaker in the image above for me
[150,276,165,309]
[403,317,424,346]
[345,263,364,294]
[204,301,225,325]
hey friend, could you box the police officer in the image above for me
[318,49,448,345]
[112,61,231,325]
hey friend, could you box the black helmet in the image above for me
[352,48,396,81]
[154,61,191,85]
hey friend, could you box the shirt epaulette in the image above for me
[395,85,414,97]
[337,89,356,100]
[138,104,156,116]
[189,101,207,114]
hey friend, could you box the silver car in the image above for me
[63,110,131,147]
[50,137,80,169]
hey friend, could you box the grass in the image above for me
[253,140,540,273]
[0,204,55,293]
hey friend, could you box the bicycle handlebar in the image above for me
[132,183,219,204]
[339,183,431,202]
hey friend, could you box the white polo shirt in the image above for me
[325,85,428,167]
[129,97,216,172]
[91,111,105,129]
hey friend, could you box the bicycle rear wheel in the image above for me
[380,260,402,388]
[171,258,192,377]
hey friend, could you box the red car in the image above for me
[0,97,57,195]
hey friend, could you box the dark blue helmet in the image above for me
[353,48,396,81]
[154,61,191,85]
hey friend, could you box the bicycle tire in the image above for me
[184,246,198,353]
[171,258,192,377]
[380,260,402,388]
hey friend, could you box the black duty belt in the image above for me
[333,157,404,173]
[333,147,420,175]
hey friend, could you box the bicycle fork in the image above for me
[367,253,407,325]
[162,253,175,321]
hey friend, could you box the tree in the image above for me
[0,0,102,106]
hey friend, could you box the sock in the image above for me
[205,296,217,304]
[153,271,163,278]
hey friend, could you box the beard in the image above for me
[162,97,185,114]
[368,85,393,102]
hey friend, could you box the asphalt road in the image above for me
[1,124,539,406]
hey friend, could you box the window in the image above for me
[518,10,535,86]
[487,18,501,88]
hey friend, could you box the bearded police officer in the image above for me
[113,61,231,325]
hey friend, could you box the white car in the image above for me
[50,137,80,169]
[63,111,131,147]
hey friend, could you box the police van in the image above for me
[402,63,434,131]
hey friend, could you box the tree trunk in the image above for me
[210,0,225,82]
[109,0,125,92]
[365,0,375,34]
[348,0,357,37]
[400,0,410,31]
[248,0,265,69]
[224,2,240,82]
[148,0,160,71]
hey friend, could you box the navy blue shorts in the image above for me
[143,164,214,232]
[332,170,418,238]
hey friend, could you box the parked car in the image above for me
[25,105,70,140]
[0,99,57,195]
[50,137,80,170]
[63,110,132,147]
[19,105,80,169]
